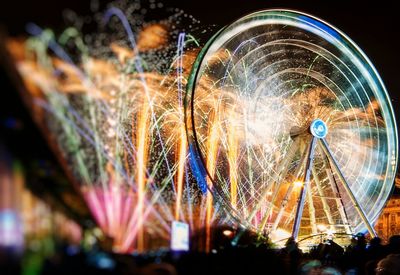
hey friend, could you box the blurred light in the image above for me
[294,181,304,188]
[2,117,23,130]
[0,210,23,248]
[93,227,103,237]
[89,253,115,270]
[66,245,80,256]
[170,221,189,251]
[29,240,41,252]
[97,255,115,269]
[317,224,327,232]
[222,229,233,237]
[269,228,291,242]
[86,235,97,246]
[326,229,335,236]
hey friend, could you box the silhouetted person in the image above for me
[385,236,400,255]
[325,239,344,265]
[365,237,386,274]
[375,254,400,275]
[343,233,367,274]
[367,237,385,261]
[279,237,303,274]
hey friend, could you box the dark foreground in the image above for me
[2,235,400,275]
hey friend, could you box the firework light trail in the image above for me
[6,1,227,253]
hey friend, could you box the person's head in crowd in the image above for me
[369,237,382,247]
[300,260,321,274]
[355,233,366,246]
[376,254,400,275]
[388,236,400,247]
[321,266,341,275]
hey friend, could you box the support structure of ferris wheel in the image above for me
[248,119,376,240]
[290,119,376,239]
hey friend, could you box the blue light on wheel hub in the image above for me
[310,119,328,138]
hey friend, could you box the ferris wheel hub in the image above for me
[310,119,328,139]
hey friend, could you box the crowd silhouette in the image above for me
[2,227,400,275]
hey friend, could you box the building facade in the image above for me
[375,194,400,242]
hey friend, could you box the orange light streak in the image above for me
[135,101,150,252]
[227,113,239,209]
[205,113,220,253]
[174,120,187,220]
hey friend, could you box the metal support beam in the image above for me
[312,166,335,231]
[292,136,317,239]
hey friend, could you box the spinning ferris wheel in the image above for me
[185,10,398,240]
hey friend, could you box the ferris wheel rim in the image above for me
[185,9,398,236]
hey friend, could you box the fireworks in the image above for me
[7,2,224,253]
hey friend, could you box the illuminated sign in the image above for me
[170,221,189,251]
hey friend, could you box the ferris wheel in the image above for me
[185,10,398,240]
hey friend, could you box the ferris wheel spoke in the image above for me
[307,181,318,235]
[256,138,301,232]
[312,166,335,231]
[323,156,352,234]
